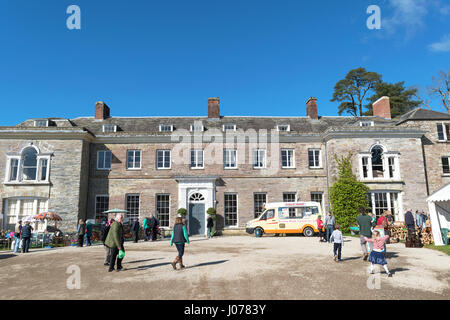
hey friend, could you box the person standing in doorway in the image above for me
[324,212,335,243]
[105,214,125,272]
[21,221,33,253]
[356,207,375,261]
[131,219,140,243]
[170,217,190,270]
[13,220,23,253]
[143,217,150,241]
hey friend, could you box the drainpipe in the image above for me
[324,139,330,213]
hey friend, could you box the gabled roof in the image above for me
[396,108,450,125]
[427,183,450,202]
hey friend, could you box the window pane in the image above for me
[9,159,19,181]
[254,193,267,218]
[126,195,140,223]
[98,152,105,169]
[164,151,170,168]
[22,148,37,180]
[40,159,48,181]
[443,157,450,174]
[95,196,109,221]
[225,194,238,226]
[105,151,112,169]
[437,124,445,140]
[156,194,170,227]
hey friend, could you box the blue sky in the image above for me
[0,0,449,125]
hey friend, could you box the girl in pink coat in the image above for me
[364,230,392,277]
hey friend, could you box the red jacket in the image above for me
[317,219,323,229]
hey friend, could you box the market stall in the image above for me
[427,183,450,246]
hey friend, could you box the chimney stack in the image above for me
[306,97,318,120]
[372,96,391,119]
[95,101,110,120]
[208,97,220,119]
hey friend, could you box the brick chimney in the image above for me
[95,101,110,120]
[306,97,318,120]
[208,97,220,118]
[372,96,391,119]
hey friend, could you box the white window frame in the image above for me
[2,198,49,231]
[97,150,112,170]
[437,123,448,141]
[360,121,374,127]
[4,147,51,184]
[277,124,290,132]
[223,124,237,132]
[308,149,322,169]
[252,149,266,169]
[126,150,142,170]
[281,149,295,168]
[156,150,171,169]
[442,156,450,175]
[102,124,117,133]
[358,149,401,180]
[34,120,49,127]
[368,191,402,221]
[190,149,204,169]
[95,195,110,220]
[224,193,239,228]
[190,124,204,132]
[159,124,174,132]
[223,149,237,169]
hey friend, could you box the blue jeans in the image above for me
[333,243,342,260]
[326,225,334,242]
[175,243,185,257]
[14,236,21,253]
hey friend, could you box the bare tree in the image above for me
[428,70,450,113]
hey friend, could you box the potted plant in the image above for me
[177,208,187,217]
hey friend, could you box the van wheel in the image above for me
[303,227,314,237]
[255,227,264,238]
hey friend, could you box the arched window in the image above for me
[370,145,384,178]
[5,145,50,183]
[189,193,205,202]
[22,147,38,180]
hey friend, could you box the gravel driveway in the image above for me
[0,235,449,300]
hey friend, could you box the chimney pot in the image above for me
[95,101,110,120]
[208,97,220,118]
[306,97,318,120]
[372,96,391,119]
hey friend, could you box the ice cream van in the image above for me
[245,202,323,237]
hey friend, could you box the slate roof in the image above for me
[396,108,450,124]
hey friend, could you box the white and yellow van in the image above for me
[245,202,323,237]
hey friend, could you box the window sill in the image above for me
[224,167,238,170]
[156,168,171,170]
[309,167,323,170]
[190,167,205,170]
[4,181,50,186]
[126,168,142,171]
[442,174,450,177]
[361,179,403,183]
[281,167,296,169]
[437,140,450,143]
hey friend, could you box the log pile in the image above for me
[388,225,434,245]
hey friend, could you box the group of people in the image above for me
[12,220,33,253]
[99,213,190,272]
[130,214,160,243]
[76,219,94,247]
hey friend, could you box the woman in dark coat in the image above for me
[77,219,85,247]
[170,217,190,270]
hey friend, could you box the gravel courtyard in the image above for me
[1,235,449,300]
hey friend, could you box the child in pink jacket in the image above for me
[364,230,392,277]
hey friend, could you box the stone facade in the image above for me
[1,99,450,235]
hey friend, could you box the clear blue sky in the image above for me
[0,0,449,125]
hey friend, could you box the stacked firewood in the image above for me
[388,225,434,245]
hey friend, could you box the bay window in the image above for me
[359,145,400,180]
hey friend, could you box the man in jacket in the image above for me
[85,221,93,246]
[143,217,150,241]
[405,209,416,244]
[148,214,159,241]
[105,214,125,272]
[324,213,335,243]
[101,218,113,266]
[77,219,85,247]
[131,219,140,243]
[356,207,375,261]
[21,221,33,253]
[14,220,23,253]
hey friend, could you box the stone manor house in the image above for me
[1,97,449,235]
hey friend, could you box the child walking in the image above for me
[170,217,190,270]
[364,231,392,277]
[330,224,344,262]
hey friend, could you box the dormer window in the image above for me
[277,125,290,132]
[103,124,117,133]
[159,124,174,132]
[360,121,374,127]
[223,124,236,132]
[190,123,204,132]
[437,123,450,141]
[34,120,49,127]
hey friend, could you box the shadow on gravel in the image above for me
[0,254,16,260]
[341,256,362,261]
[385,252,399,259]
[126,262,172,270]
[126,258,163,264]
[390,267,409,274]
[187,260,228,269]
